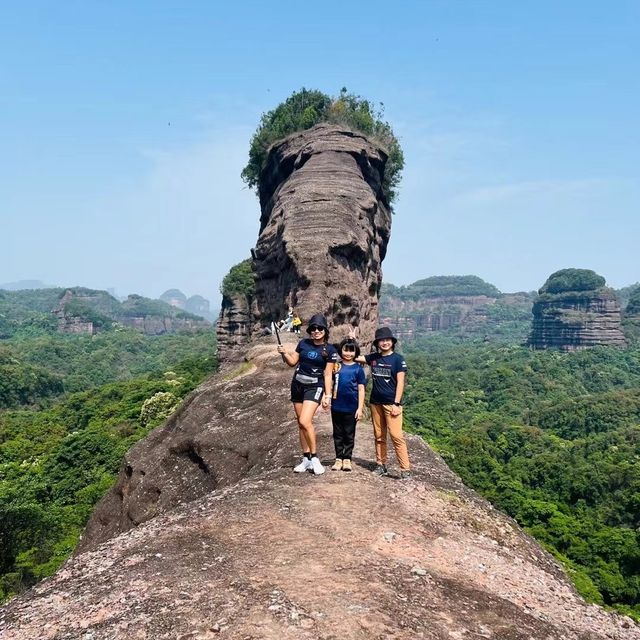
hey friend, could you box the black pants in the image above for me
[331,410,357,460]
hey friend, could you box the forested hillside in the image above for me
[402,334,640,618]
[0,291,217,600]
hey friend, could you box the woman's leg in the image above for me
[384,405,411,471]
[370,404,388,465]
[292,402,309,452]
[297,400,319,453]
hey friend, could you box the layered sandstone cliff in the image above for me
[380,294,498,339]
[251,123,392,346]
[216,292,253,364]
[529,290,626,351]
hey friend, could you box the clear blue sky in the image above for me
[2,1,638,304]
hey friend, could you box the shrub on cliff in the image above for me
[241,87,404,207]
[539,269,606,295]
[625,287,640,315]
[220,259,255,299]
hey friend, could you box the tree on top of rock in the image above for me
[625,286,640,315]
[220,259,255,301]
[538,269,607,295]
[241,87,404,208]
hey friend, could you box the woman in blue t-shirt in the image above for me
[277,314,338,475]
[329,338,367,472]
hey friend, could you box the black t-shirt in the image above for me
[364,351,408,404]
[294,339,338,383]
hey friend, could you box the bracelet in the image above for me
[393,401,401,406]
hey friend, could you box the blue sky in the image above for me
[1,1,638,304]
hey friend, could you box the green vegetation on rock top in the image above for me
[539,268,607,295]
[625,287,640,315]
[382,275,501,300]
[241,87,404,207]
[220,259,255,299]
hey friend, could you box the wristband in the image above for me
[393,401,401,406]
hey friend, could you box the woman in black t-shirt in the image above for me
[278,313,338,475]
[355,326,412,479]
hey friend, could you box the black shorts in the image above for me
[290,379,324,404]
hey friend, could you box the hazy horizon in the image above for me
[2,3,638,303]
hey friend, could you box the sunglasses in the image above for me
[309,326,325,332]
[342,345,356,352]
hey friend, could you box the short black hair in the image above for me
[339,338,360,358]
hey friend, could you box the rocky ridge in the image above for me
[1,337,638,638]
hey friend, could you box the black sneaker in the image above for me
[372,464,388,476]
[400,470,413,480]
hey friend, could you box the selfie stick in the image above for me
[250,248,282,346]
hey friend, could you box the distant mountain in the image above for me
[160,289,215,321]
[0,287,210,338]
[0,279,56,290]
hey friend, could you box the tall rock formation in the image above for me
[528,269,626,351]
[251,123,391,345]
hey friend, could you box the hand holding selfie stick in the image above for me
[250,248,282,347]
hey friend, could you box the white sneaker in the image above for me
[293,457,312,473]
[310,456,325,475]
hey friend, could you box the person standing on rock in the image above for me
[355,327,411,479]
[329,338,367,472]
[277,313,338,475]
[292,312,302,334]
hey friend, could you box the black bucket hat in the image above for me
[306,313,329,334]
[374,326,397,346]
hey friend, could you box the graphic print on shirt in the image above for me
[295,340,338,384]
[331,362,367,413]
[365,352,408,404]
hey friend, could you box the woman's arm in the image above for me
[390,371,405,417]
[277,344,299,367]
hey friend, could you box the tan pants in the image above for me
[370,404,411,471]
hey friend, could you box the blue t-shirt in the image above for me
[294,339,338,383]
[331,362,367,413]
[364,352,408,404]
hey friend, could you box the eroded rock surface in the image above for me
[2,347,638,639]
[529,289,626,351]
[77,338,297,552]
[216,292,253,364]
[250,124,392,346]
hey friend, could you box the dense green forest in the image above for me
[402,334,640,618]
[0,294,217,601]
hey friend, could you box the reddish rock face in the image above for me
[528,289,627,351]
[250,123,392,346]
[216,293,252,363]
